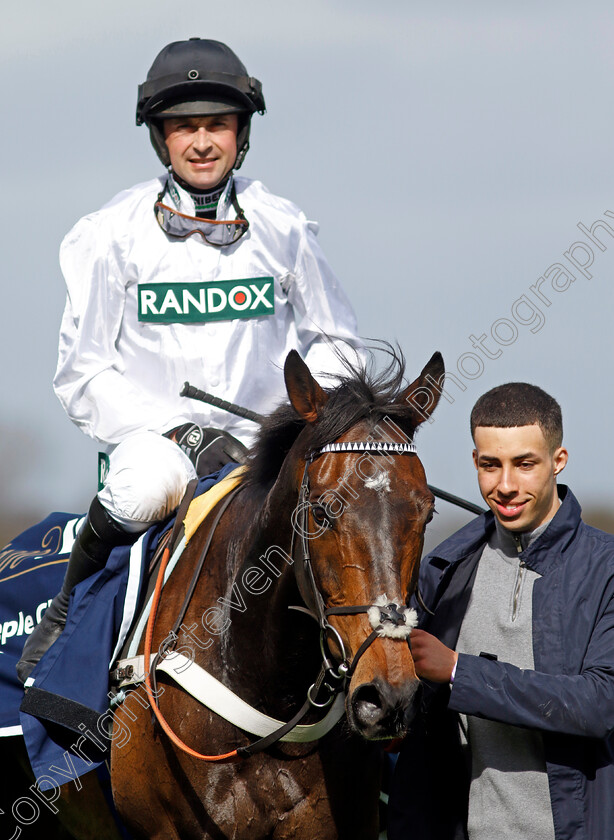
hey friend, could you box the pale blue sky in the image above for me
[2,1,613,537]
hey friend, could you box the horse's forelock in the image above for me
[246,344,418,487]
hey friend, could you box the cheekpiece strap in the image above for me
[312,441,417,458]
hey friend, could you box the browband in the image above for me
[311,441,417,458]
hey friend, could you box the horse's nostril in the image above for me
[352,683,385,725]
[350,679,422,739]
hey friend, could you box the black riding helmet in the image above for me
[136,38,266,170]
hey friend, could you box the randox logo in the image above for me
[137,277,275,324]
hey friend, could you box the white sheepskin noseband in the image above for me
[367,595,418,639]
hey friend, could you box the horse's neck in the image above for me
[224,476,299,648]
[219,466,320,712]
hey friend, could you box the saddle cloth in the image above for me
[0,514,77,736]
[5,463,240,790]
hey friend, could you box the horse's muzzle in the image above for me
[348,677,422,740]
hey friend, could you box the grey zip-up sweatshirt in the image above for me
[455,519,556,840]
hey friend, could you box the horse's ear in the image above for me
[284,350,329,424]
[400,351,445,426]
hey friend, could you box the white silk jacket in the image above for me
[54,175,363,449]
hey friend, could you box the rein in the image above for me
[143,490,244,762]
[142,440,421,763]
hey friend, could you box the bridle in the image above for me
[141,438,424,761]
[291,440,420,710]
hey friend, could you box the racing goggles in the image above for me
[154,186,249,247]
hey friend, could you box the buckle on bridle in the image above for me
[378,603,407,625]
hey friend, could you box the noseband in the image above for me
[291,440,420,708]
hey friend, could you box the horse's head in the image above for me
[283,348,444,740]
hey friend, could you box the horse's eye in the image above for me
[311,504,332,529]
[426,507,437,524]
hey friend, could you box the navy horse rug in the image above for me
[0,513,77,736]
[0,465,239,791]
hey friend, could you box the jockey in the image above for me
[17,38,363,683]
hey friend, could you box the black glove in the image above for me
[165,424,248,477]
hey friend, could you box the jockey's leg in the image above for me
[17,433,196,683]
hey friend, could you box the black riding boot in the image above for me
[16,497,134,684]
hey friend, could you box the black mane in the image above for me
[246,344,421,487]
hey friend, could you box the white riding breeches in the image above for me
[97,432,197,533]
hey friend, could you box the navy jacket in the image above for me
[388,486,614,840]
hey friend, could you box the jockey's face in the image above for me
[472,424,568,533]
[163,114,239,190]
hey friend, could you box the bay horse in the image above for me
[110,347,444,839]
